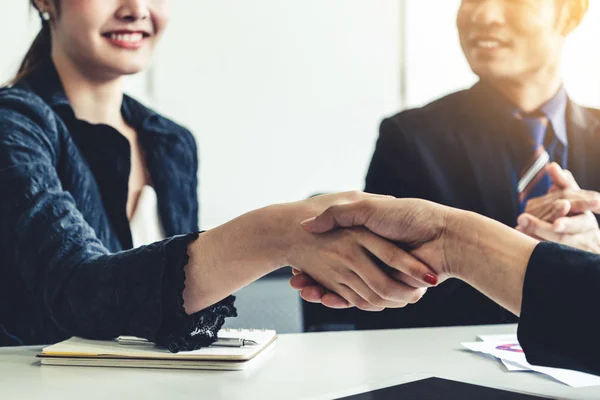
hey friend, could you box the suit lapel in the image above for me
[566,101,600,190]
[457,83,519,226]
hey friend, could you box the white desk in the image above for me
[2,324,598,399]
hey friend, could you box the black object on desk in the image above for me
[338,377,555,400]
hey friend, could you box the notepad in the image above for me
[38,328,277,371]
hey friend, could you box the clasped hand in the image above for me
[516,163,600,254]
[287,197,456,310]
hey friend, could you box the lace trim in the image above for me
[154,232,238,353]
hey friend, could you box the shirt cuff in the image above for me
[153,232,238,353]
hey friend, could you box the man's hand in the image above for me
[517,163,600,253]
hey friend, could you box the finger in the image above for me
[525,195,571,222]
[345,270,424,310]
[548,163,578,190]
[388,268,437,287]
[525,190,600,220]
[387,269,431,289]
[518,214,562,242]
[290,273,318,289]
[536,199,571,223]
[335,282,385,312]
[563,170,580,190]
[548,199,571,222]
[356,230,439,289]
[321,292,353,309]
[335,241,422,310]
[338,266,407,310]
[299,286,354,310]
[548,184,561,193]
[566,191,600,214]
[523,194,561,221]
[553,213,599,234]
[299,286,326,303]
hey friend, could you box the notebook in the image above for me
[38,328,277,371]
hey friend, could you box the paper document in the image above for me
[463,334,600,388]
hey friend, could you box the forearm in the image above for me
[448,209,539,315]
[183,205,289,314]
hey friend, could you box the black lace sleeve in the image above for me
[154,232,238,352]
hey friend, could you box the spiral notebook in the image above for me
[38,328,277,371]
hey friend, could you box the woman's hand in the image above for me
[272,192,440,311]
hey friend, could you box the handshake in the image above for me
[288,163,600,315]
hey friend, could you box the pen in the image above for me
[210,338,258,347]
[117,336,258,348]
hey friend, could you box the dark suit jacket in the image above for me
[520,242,600,376]
[355,83,600,329]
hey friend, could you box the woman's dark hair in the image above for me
[9,1,57,85]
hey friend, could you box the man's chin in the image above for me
[470,64,519,83]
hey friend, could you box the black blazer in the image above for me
[0,59,236,350]
[520,242,600,376]
[355,83,600,330]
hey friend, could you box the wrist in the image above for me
[446,209,538,284]
[442,208,474,279]
[192,206,288,275]
[256,203,295,268]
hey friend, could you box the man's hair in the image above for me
[557,0,589,33]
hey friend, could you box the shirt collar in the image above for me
[18,57,177,138]
[473,81,568,146]
[539,86,568,146]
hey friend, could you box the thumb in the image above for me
[548,163,579,190]
[300,201,372,234]
[567,191,600,214]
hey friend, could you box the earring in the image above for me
[41,11,51,21]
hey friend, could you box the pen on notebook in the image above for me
[117,336,258,347]
[210,338,258,347]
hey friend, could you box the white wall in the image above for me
[152,0,402,229]
[0,1,40,84]
[404,0,475,108]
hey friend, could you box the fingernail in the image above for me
[300,217,316,226]
[424,274,438,286]
[554,222,566,233]
[518,215,529,228]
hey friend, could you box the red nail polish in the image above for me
[424,274,438,286]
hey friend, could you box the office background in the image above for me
[2,0,599,333]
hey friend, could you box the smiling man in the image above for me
[306,0,600,332]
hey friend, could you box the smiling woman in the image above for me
[13,0,167,84]
[0,0,438,350]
